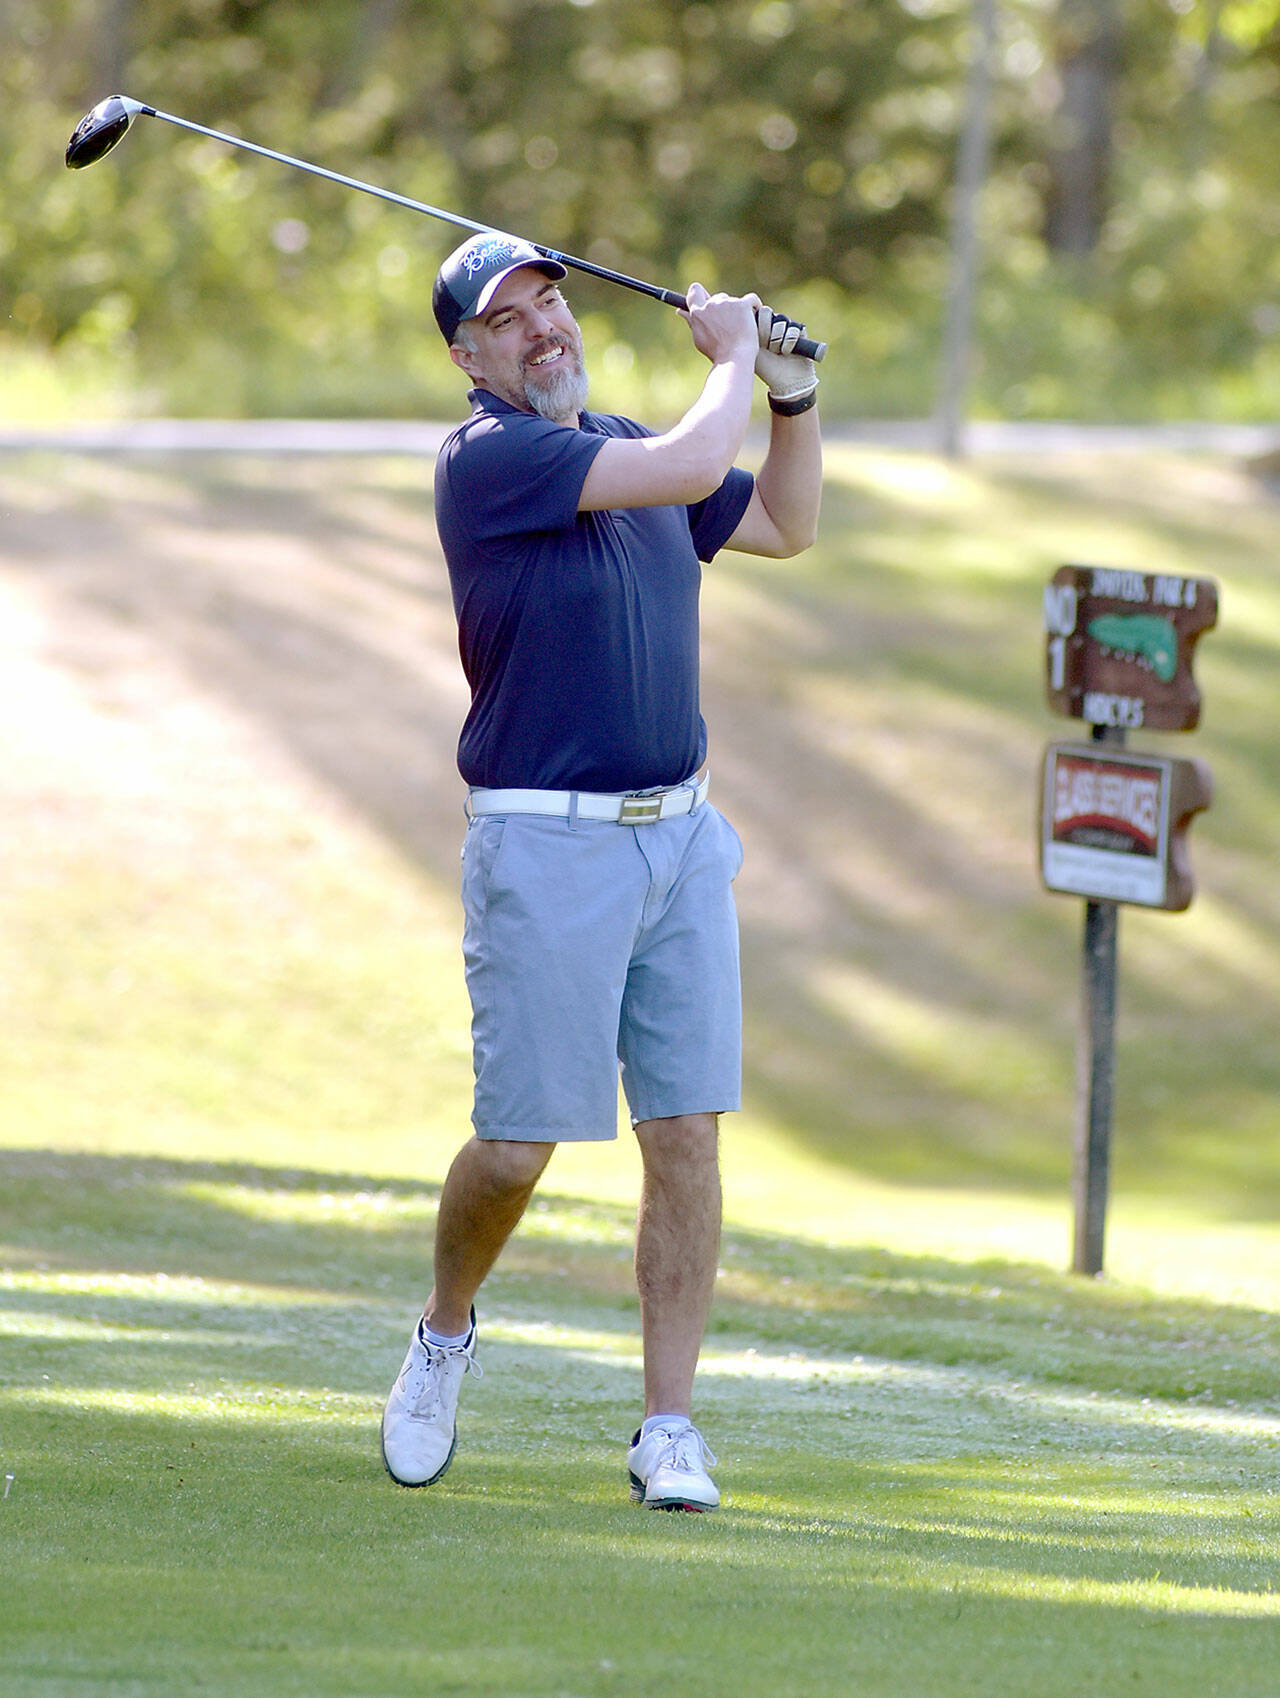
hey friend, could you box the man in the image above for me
[381,231,822,1511]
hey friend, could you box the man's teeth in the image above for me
[529,347,563,366]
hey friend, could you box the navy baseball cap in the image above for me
[433,233,568,344]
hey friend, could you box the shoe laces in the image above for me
[652,1423,716,1475]
[402,1333,482,1419]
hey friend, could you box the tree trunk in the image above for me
[937,0,998,458]
[1045,0,1122,255]
[90,0,136,100]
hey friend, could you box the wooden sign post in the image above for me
[1040,567,1217,1275]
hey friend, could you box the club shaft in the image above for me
[142,105,673,302]
[141,106,488,237]
[535,247,683,309]
[138,105,826,361]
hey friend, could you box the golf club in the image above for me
[66,95,828,363]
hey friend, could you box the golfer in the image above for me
[381,232,822,1510]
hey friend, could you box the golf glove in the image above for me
[754,306,818,402]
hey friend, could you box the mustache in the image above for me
[522,333,581,372]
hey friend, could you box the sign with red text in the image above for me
[1040,744,1212,910]
[1043,566,1218,731]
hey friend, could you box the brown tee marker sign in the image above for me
[1043,566,1219,731]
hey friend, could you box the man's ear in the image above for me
[449,341,480,379]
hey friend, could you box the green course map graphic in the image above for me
[1086,613,1178,682]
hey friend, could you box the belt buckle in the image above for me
[618,792,664,825]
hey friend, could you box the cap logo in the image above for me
[462,237,521,275]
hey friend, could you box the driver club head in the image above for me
[65,96,146,169]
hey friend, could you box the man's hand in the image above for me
[682,282,761,367]
[754,306,818,402]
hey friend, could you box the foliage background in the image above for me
[5,0,1280,421]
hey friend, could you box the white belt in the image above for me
[467,770,709,826]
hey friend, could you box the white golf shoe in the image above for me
[627,1420,719,1512]
[380,1310,481,1487]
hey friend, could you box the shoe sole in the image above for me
[628,1473,717,1513]
[380,1425,457,1488]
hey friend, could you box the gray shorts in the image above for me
[460,801,744,1141]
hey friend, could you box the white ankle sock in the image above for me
[640,1413,691,1439]
[420,1319,471,1349]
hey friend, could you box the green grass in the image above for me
[3,1154,1279,1697]
[1,443,1279,1694]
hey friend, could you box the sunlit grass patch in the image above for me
[176,1179,442,1232]
[4,1149,1280,1697]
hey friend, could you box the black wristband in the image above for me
[768,387,818,417]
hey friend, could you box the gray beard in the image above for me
[524,361,589,422]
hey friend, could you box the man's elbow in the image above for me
[679,448,738,506]
[763,517,820,558]
[784,517,820,556]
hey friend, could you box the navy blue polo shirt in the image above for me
[434,388,754,792]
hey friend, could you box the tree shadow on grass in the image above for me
[2,1150,1278,1411]
[4,1149,1278,1698]
[8,1404,1276,1698]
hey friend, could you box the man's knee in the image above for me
[472,1136,556,1197]
[635,1113,720,1173]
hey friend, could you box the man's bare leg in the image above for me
[382,1136,552,1487]
[633,1113,722,1417]
[424,1136,555,1335]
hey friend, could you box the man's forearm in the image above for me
[667,353,757,487]
[752,406,823,554]
[579,350,757,512]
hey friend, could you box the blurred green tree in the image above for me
[3,0,1280,420]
